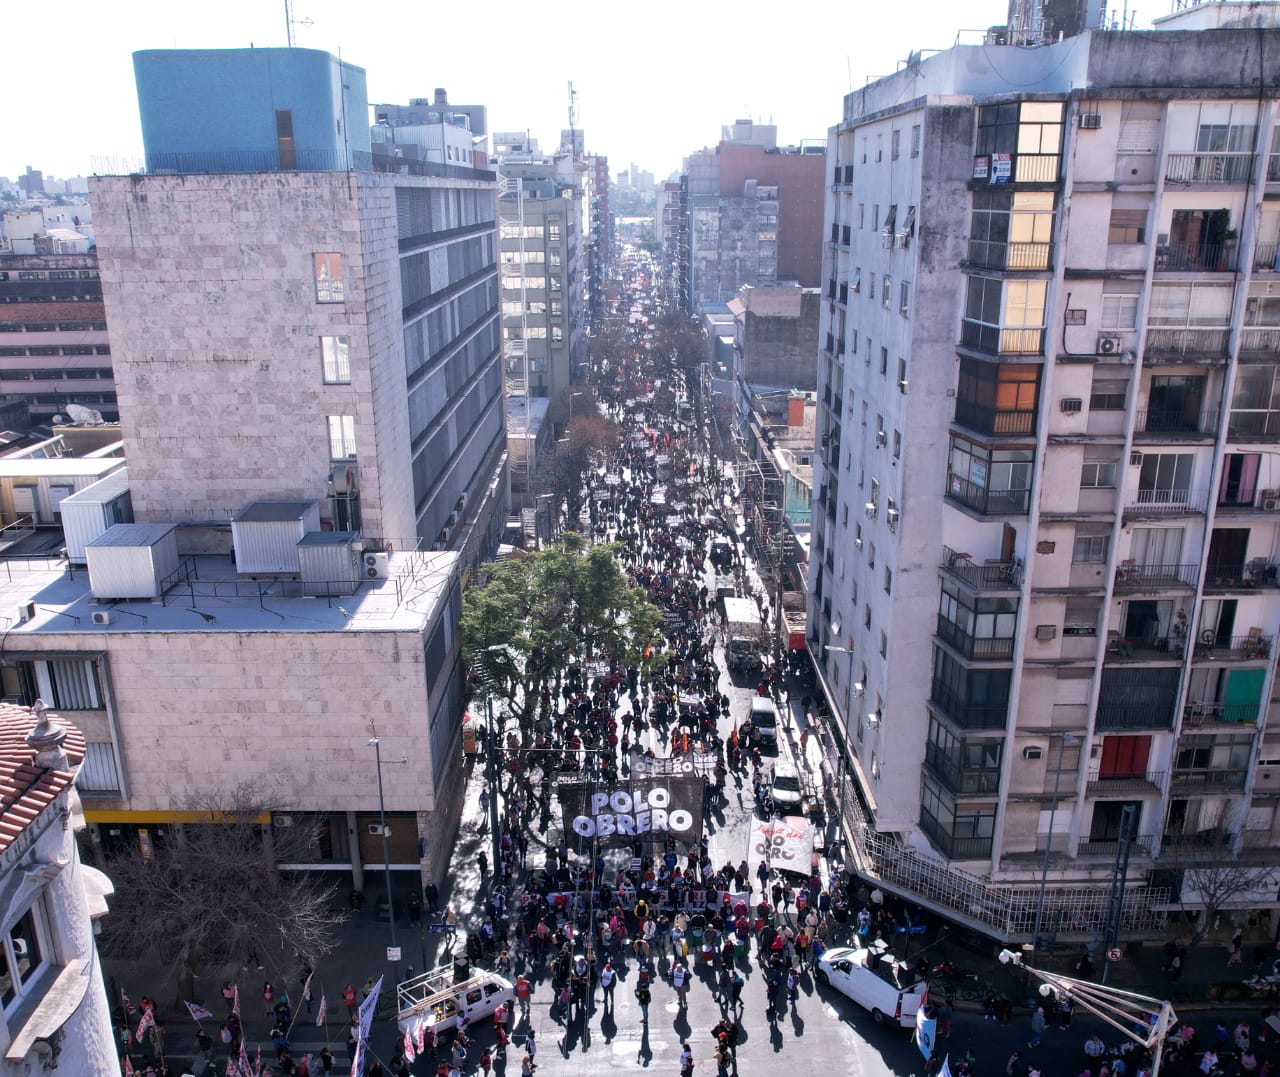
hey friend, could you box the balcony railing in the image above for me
[1165,152,1255,185]
[960,321,1045,356]
[1162,829,1236,852]
[1254,242,1280,272]
[946,473,1032,515]
[1013,154,1060,183]
[1113,562,1200,591]
[1228,410,1280,438]
[1134,410,1218,436]
[1077,834,1156,857]
[1096,701,1177,731]
[1170,767,1249,791]
[1183,700,1261,727]
[1239,327,1280,358]
[940,546,1022,591]
[919,812,993,861]
[966,239,1052,271]
[1121,488,1209,518]
[1144,327,1231,357]
[924,743,1002,796]
[929,679,1009,730]
[1086,771,1166,797]
[1106,634,1184,660]
[1202,561,1280,590]
[1154,241,1237,272]
[953,399,1037,436]
[936,616,1017,660]
[1191,632,1274,661]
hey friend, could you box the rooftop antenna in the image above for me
[567,80,579,158]
[283,0,312,47]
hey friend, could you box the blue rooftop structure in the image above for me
[133,47,371,173]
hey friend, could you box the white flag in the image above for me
[315,993,327,1028]
[915,1012,936,1061]
[349,975,383,1077]
[939,1055,953,1077]
[403,1027,417,1064]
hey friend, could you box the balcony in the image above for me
[924,743,1002,796]
[1144,328,1230,359]
[1162,829,1236,852]
[1121,488,1209,520]
[1106,633,1185,660]
[1154,241,1237,272]
[953,399,1036,436]
[936,616,1016,660]
[929,679,1009,730]
[1202,560,1280,591]
[1086,771,1165,797]
[960,321,1044,357]
[1170,767,1249,791]
[1113,562,1200,592]
[919,813,993,861]
[1096,669,1179,730]
[940,546,1022,591]
[1077,834,1156,858]
[946,473,1031,516]
[1228,410,1280,438]
[1183,700,1261,727]
[1164,152,1255,185]
[1238,328,1280,361]
[1133,410,1219,438]
[1190,631,1274,661]
[966,239,1052,271]
[1253,242,1280,273]
[1096,706,1178,731]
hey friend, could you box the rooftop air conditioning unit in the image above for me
[13,603,34,625]
[1080,113,1103,130]
[91,610,112,626]
[364,552,390,579]
[1097,333,1122,355]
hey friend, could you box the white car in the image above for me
[816,945,928,1027]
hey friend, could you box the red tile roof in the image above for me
[0,704,85,857]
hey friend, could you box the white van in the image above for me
[771,759,803,812]
[749,696,778,746]
[396,965,514,1039]
[816,944,928,1027]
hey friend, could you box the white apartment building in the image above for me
[812,1,1280,942]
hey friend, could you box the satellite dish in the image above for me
[64,403,104,424]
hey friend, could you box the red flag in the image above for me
[224,1060,239,1077]
[134,1010,154,1044]
[185,1000,214,1022]
[122,1056,136,1077]
[232,983,240,1017]
[315,993,327,1027]
[403,1027,417,1064]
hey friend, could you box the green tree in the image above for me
[461,531,662,725]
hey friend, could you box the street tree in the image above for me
[1170,857,1275,948]
[99,783,345,1001]
[461,530,662,726]
[543,412,618,523]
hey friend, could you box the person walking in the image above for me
[600,962,617,1012]
[1029,1006,1047,1048]
[680,1041,694,1077]
[635,980,652,1024]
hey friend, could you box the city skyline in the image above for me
[8,0,1042,184]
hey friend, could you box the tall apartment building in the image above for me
[583,152,611,324]
[811,2,1280,942]
[680,121,826,315]
[22,46,508,894]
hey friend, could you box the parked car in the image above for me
[816,945,927,1027]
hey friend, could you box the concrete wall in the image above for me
[741,288,821,391]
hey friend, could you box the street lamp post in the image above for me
[367,720,397,955]
[1033,732,1078,957]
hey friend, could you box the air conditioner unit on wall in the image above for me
[364,552,390,579]
[91,610,112,626]
[1080,113,1103,130]
[1097,334,1122,355]
[13,602,34,625]
[367,823,390,837]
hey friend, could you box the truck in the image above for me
[722,596,765,677]
[816,944,928,1028]
[396,963,514,1040]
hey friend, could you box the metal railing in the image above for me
[928,680,1009,730]
[1202,561,1280,589]
[1253,242,1280,272]
[1105,634,1184,659]
[1113,562,1200,591]
[1121,488,1209,517]
[1134,409,1218,436]
[1014,154,1060,183]
[953,399,1036,435]
[1144,327,1231,357]
[1227,410,1280,438]
[92,149,495,182]
[1191,632,1274,661]
[924,743,1002,796]
[1161,829,1236,852]
[919,813,993,860]
[960,321,1045,356]
[936,616,1016,660]
[1095,701,1177,731]
[1077,834,1157,857]
[1086,771,1166,796]
[1239,327,1280,357]
[939,546,1022,590]
[966,239,1052,270]
[1165,152,1254,184]
[1182,700,1261,726]
[1170,767,1249,790]
[945,473,1031,515]
[1155,241,1237,272]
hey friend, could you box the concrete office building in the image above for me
[65,46,504,893]
[811,0,1280,942]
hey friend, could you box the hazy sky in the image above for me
[4,0,1123,183]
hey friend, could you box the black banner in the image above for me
[558,776,704,850]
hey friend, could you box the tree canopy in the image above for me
[461,531,662,722]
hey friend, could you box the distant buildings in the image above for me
[677,119,826,315]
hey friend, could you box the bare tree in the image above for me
[1172,860,1275,947]
[99,783,346,1000]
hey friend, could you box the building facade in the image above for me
[811,9,1280,942]
[0,705,115,1074]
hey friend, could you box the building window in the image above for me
[891,129,901,160]
[885,567,893,595]
[976,100,1063,182]
[911,124,922,158]
[858,204,865,229]
[879,347,888,376]
[1090,379,1128,411]
[968,190,1054,270]
[320,336,350,384]
[313,253,345,303]
[327,415,357,460]
[548,225,562,243]
[1073,534,1109,563]
[882,276,892,309]
[880,631,888,657]
[552,327,563,344]
[876,134,883,162]
[954,358,1040,435]
[1108,208,1147,245]
[963,276,1046,355]
[275,109,296,170]
[1080,460,1118,488]
[1102,292,1139,331]
[1230,366,1280,438]
[948,435,1034,514]
[1,903,49,1014]
[893,430,902,460]
[900,281,911,317]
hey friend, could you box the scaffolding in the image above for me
[835,772,1170,942]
